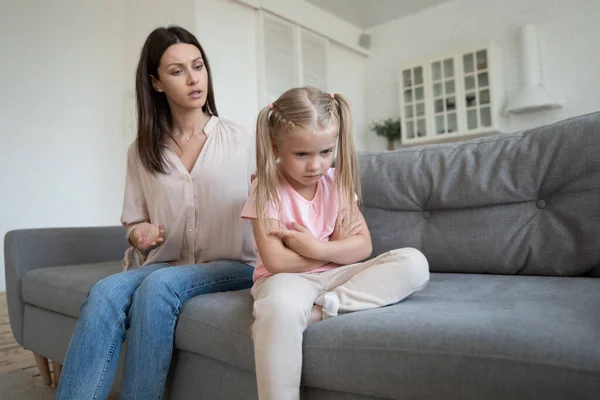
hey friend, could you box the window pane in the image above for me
[467,109,478,129]
[466,92,477,107]
[479,89,490,105]
[478,72,489,87]
[406,121,415,138]
[414,67,423,85]
[445,80,455,95]
[432,62,442,81]
[447,113,457,133]
[436,115,445,134]
[443,58,454,78]
[403,70,411,87]
[480,107,492,127]
[435,99,444,113]
[463,53,474,74]
[415,87,424,101]
[465,75,475,91]
[476,50,487,70]
[446,96,456,111]
[417,118,426,137]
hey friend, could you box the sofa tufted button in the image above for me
[536,199,547,209]
[422,210,431,219]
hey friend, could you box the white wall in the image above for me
[0,0,199,293]
[122,0,197,142]
[195,0,259,129]
[328,43,369,150]
[0,0,130,292]
[365,0,600,149]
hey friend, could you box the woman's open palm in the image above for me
[131,223,165,250]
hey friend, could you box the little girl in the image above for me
[241,86,430,400]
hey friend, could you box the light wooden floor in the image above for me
[0,293,121,399]
[0,293,52,383]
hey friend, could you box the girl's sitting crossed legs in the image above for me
[241,86,430,400]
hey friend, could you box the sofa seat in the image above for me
[22,261,123,318]
[19,264,600,399]
[174,273,600,399]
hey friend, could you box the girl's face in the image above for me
[275,127,337,190]
[152,43,208,111]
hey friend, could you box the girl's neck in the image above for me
[279,167,319,201]
[170,107,211,138]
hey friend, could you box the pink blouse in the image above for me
[120,116,256,270]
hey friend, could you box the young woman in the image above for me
[57,25,255,400]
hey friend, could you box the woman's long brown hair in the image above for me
[135,26,218,174]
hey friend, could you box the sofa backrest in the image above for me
[358,112,600,276]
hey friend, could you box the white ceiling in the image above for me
[305,0,453,29]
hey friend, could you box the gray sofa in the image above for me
[5,112,600,399]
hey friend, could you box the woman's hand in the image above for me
[271,222,322,260]
[130,223,165,251]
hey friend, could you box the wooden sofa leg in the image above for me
[32,352,52,385]
[52,360,62,387]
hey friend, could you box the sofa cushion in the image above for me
[175,273,600,399]
[358,111,600,276]
[22,261,122,318]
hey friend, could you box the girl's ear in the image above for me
[272,142,279,158]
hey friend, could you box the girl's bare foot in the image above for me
[308,304,323,325]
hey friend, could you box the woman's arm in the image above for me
[253,219,329,274]
[121,145,163,250]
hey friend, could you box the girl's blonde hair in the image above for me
[255,86,361,237]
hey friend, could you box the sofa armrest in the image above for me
[4,226,128,345]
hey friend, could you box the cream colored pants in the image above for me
[252,248,430,400]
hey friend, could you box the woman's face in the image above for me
[152,43,209,110]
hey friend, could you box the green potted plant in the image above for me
[370,118,402,150]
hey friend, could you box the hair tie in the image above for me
[330,93,335,99]
[269,103,274,110]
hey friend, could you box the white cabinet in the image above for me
[399,42,505,144]
[260,12,329,105]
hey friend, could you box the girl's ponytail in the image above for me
[255,105,281,237]
[334,94,362,233]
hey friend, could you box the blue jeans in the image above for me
[56,261,254,400]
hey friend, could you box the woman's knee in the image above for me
[85,273,134,311]
[134,267,180,302]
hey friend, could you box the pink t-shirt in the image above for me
[241,168,341,284]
